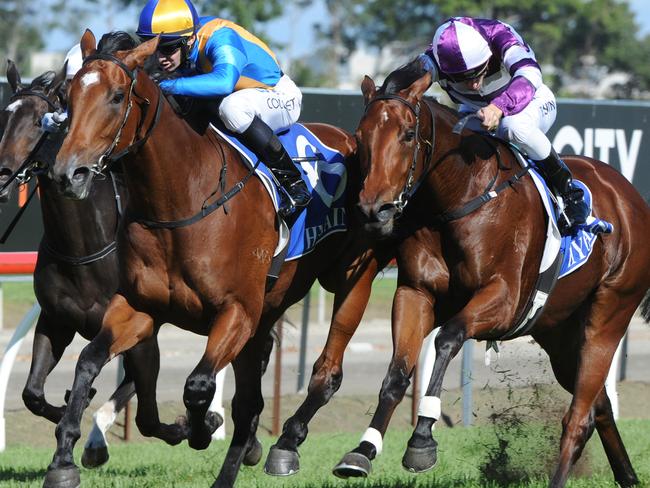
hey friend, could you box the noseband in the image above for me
[81,53,163,173]
[364,94,434,215]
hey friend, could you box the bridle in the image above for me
[364,93,434,215]
[364,94,533,225]
[0,89,62,191]
[81,53,164,174]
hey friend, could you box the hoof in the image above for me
[402,444,438,473]
[205,411,223,435]
[81,446,109,468]
[332,452,372,479]
[43,465,80,488]
[243,438,263,466]
[264,446,299,476]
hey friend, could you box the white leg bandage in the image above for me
[85,400,117,449]
[360,427,383,455]
[417,396,441,420]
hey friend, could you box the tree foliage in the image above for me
[317,0,649,97]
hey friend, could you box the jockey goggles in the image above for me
[155,37,188,55]
[446,61,489,83]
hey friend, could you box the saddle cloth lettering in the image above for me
[212,123,348,261]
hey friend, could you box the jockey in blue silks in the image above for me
[419,17,589,232]
[136,0,311,216]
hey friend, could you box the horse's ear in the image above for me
[361,76,377,105]
[6,60,22,93]
[123,36,160,70]
[80,29,97,59]
[404,72,432,103]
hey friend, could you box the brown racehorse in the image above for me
[43,31,393,488]
[0,54,168,469]
[340,59,650,488]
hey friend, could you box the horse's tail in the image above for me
[641,289,650,324]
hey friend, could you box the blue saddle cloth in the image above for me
[216,123,348,260]
[531,167,613,278]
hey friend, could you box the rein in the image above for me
[365,94,434,215]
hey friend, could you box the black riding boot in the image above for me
[239,116,311,217]
[536,148,589,233]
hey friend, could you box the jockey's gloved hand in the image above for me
[41,111,68,133]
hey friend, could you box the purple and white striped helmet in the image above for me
[432,19,492,80]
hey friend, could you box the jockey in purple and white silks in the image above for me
[419,17,589,231]
[136,0,310,216]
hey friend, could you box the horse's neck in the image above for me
[123,105,233,221]
[38,174,119,253]
[424,111,498,214]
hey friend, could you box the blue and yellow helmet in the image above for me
[136,0,199,40]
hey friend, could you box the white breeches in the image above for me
[218,74,302,134]
[461,83,558,160]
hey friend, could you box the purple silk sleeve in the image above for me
[491,76,536,116]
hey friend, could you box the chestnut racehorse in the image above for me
[43,31,393,488]
[342,59,650,488]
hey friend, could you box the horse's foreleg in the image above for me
[22,315,76,424]
[333,285,434,478]
[43,294,155,488]
[213,333,268,488]
[265,248,381,476]
[403,280,510,473]
[184,302,256,452]
[550,295,639,488]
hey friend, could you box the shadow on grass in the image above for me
[0,468,46,483]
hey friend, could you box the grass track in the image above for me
[2,420,649,487]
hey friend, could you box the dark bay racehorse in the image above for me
[0,59,140,468]
[44,31,393,488]
[343,60,650,488]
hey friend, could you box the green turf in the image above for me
[2,282,35,305]
[2,420,648,487]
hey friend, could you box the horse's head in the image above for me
[356,60,433,238]
[52,30,160,199]
[0,61,65,202]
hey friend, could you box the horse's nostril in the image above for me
[0,167,13,179]
[72,166,90,183]
[376,203,397,223]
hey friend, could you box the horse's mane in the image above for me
[29,71,56,91]
[379,57,429,95]
[379,57,461,123]
[97,31,138,54]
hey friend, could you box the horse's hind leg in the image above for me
[547,292,641,488]
[81,369,136,469]
[214,331,268,488]
[333,285,434,478]
[265,248,383,476]
[22,314,76,423]
[536,323,638,487]
[43,294,155,488]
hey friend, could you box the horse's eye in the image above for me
[112,93,125,104]
[404,129,416,142]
